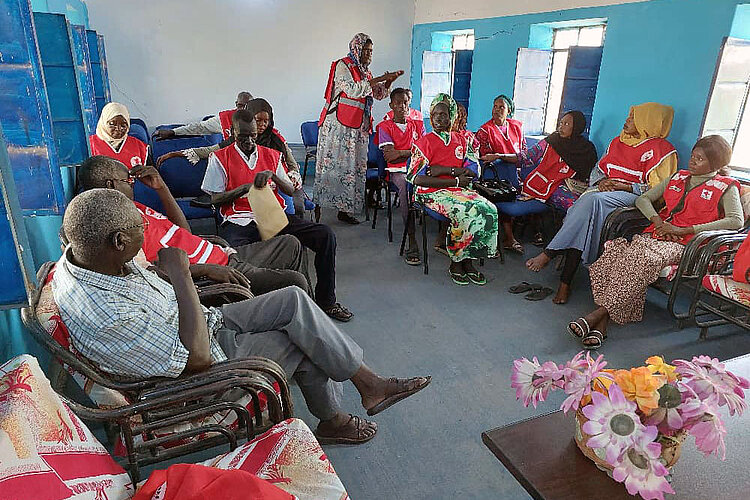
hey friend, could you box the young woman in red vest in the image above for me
[377,87,426,265]
[408,94,499,286]
[476,94,527,254]
[315,33,403,225]
[526,103,678,305]
[89,102,149,169]
[514,111,598,247]
[568,135,742,348]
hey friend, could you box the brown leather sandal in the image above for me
[315,414,378,445]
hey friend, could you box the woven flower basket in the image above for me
[574,410,687,473]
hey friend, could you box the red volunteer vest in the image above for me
[319,56,371,131]
[478,119,524,156]
[218,109,236,140]
[413,132,468,194]
[599,137,677,185]
[134,201,230,265]
[521,143,574,201]
[213,144,287,220]
[643,172,738,244]
[376,119,425,172]
[733,235,750,283]
[89,135,148,169]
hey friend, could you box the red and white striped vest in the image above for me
[412,132,469,194]
[521,143,574,201]
[89,135,148,169]
[599,137,677,185]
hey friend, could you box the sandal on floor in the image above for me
[449,270,470,286]
[404,247,421,266]
[532,232,545,247]
[434,245,449,257]
[567,318,590,339]
[366,376,432,416]
[524,286,554,301]
[466,270,487,286]
[504,241,525,255]
[337,212,361,225]
[508,281,541,294]
[323,303,354,322]
[582,329,607,350]
[315,414,378,445]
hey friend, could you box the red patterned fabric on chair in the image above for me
[200,418,350,500]
[0,355,133,500]
[702,274,750,307]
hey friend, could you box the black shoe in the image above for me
[337,212,361,225]
[323,303,354,322]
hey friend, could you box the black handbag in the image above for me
[473,163,518,203]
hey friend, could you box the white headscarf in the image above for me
[96,102,130,149]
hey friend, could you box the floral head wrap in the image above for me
[348,33,373,76]
[430,93,458,123]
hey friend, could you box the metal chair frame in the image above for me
[22,262,293,483]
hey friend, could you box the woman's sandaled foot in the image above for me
[463,262,486,285]
[337,211,361,225]
[552,283,571,304]
[434,244,449,257]
[526,252,551,272]
[449,270,469,286]
[404,246,421,266]
[364,376,432,416]
[504,240,524,255]
[567,318,590,339]
[323,303,354,322]
[315,414,377,445]
[582,329,607,350]
[532,232,545,247]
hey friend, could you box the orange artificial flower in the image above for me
[646,356,678,383]
[614,367,660,415]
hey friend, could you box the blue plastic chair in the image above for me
[300,121,318,184]
[130,118,149,137]
[137,135,224,222]
[128,121,149,146]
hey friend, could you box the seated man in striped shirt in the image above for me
[76,155,309,296]
[53,188,431,444]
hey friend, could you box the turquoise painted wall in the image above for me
[0,3,86,364]
[411,0,749,164]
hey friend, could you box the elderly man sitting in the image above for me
[52,189,430,444]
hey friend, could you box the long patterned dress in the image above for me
[314,61,386,213]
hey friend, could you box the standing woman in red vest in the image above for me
[526,102,678,304]
[568,135,742,349]
[476,95,527,254]
[315,33,403,224]
[89,102,149,169]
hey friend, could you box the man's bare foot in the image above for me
[361,376,431,417]
[526,252,551,272]
[315,413,377,444]
[553,283,571,304]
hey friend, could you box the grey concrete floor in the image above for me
[146,200,750,500]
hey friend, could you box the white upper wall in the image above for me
[86,0,415,142]
[414,0,647,23]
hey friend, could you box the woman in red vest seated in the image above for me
[476,94,527,254]
[315,33,403,225]
[568,135,742,348]
[526,102,678,304]
[517,110,598,211]
[89,102,149,169]
[408,94,499,286]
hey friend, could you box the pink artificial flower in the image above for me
[611,435,675,500]
[678,392,727,459]
[645,383,683,434]
[511,357,542,407]
[673,356,749,416]
[559,351,588,378]
[561,352,611,414]
[582,384,655,465]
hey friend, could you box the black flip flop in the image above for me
[524,286,554,301]
[366,376,432,416]
[450,271,470,286]
[466,270,487,286]
[508,281,542,294]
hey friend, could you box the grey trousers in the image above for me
[228,234,312,296]
[217,286,363,420]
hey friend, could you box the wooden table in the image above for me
[482,354,750,499]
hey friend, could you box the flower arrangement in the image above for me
[510,352,749,500]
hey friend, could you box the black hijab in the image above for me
[246,98,287,153]
[544,111,598,181]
